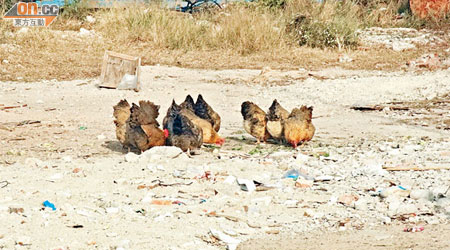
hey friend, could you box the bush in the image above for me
[258,0,287,9]
[285,0,360,49]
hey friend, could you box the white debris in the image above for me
[86,15,96,23]
[210,228,240,250]
[237,178,256,192]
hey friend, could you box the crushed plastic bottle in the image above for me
[43,200,56,211]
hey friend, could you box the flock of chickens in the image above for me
[113,95,315,153]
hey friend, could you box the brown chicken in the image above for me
[180,95,225,145]
[241,101,270,143]
[194,94,221,132]
[282,106,315,148]
[113,100,168,152]
[163,100,203,152]
[266,99,289,141]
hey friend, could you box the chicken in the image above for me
[113,99,132,147]
[194,94,221,132]
[163,100,203,152]
[113,100,168,152]
[266,99,289,141]
[180,95,225,145]
[282,106,315,148]
[241,101,270,143]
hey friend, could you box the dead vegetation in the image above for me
[0,0,449,81]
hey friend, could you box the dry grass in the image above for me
[0,1,449,82]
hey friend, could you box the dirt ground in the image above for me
[0,66,449,249]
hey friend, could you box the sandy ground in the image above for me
[0,66,449,249]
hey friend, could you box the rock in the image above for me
[16,236,31,246]
[380,186,410,198]
[106,207,119,214]
[435,197,450,215]
[124,152,139,163]
[392,41,415,51]
[338,194,359,207]
[25,158,45,168]
[396,204,417,215]
[251,196,272,206]
[224,175,236,184]
[17,27,29,34]
[295,153,311,164]
[270,151,292,159]
[387,197,401,213]
[86,15,96,23]
[140,146,183,161]
[295,179,314,188]
[79,28,93,37]
[410,189,434,201]
[338,54,353,63]
[355,199,368,211]
[63,156,72,163]
[49,173,63,181]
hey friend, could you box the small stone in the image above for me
[106,207,119,214]
[380,186,410,198]
[224,175,236,184]
[410,189,434,201]
[355,199,368,211]
[63,156,72,163]
[17,27,29,34]
[392,41,415,51]
[338,194,359,206]
[16,236,31,246]
[86,15,96,23]
[124,152,139,163]
[140,146,183,161]
[295,179,314,188]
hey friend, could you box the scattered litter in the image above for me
[404,226,424,232]
[79,126,87,130]
[408,53,442,70]
[72,225,84,228]
[43,200,56,211]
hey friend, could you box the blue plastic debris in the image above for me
[43,200,56,211]
[283,169,300,179]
